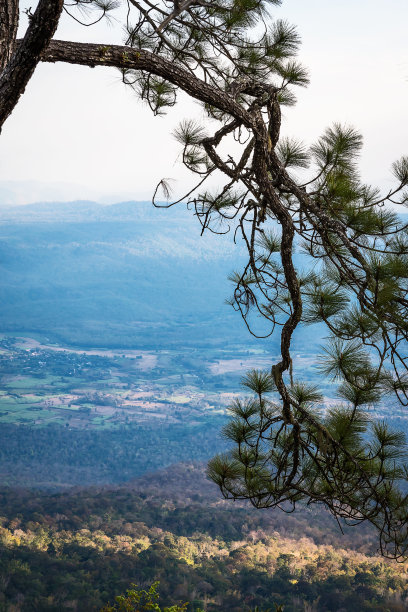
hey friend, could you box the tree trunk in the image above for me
[0,0,63,130]
[0,0,19,70]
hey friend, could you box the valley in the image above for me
[0,201,407,610]
[0,334,276,429]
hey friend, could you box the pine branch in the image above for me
[39,39,252,126]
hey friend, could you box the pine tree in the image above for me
[0,0,407,559]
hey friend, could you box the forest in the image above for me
[1,464,407,612]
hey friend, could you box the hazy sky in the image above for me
[0,0,407,204]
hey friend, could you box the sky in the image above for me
[0,0,407,205]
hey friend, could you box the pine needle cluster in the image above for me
[84,1,408,559]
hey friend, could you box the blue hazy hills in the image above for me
[0,200,254,349]
[0,199,322,351]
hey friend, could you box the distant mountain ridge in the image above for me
[0,200,252,348]
[0,199,243,260]
[2,199,398,350]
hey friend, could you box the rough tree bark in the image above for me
[0,0,63,130]
[0,0,19,70]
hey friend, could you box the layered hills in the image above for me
[0,199,320,351]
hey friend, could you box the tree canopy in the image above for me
[0,0,407,559]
